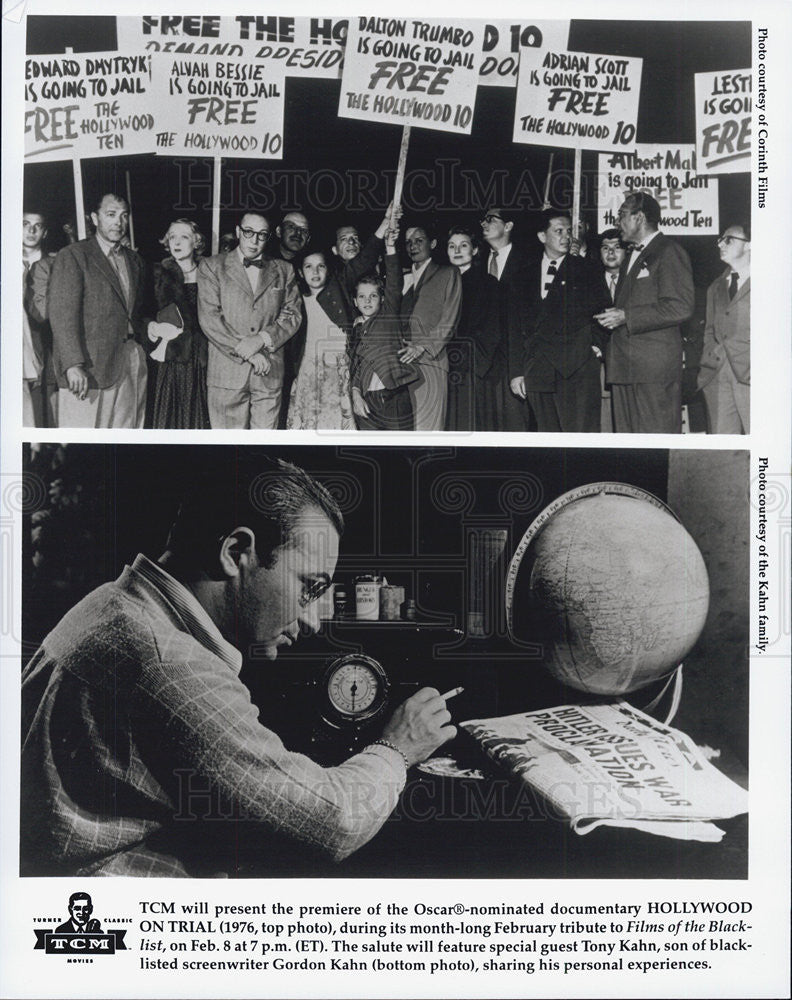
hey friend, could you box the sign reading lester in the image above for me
[25,52,155,161]
[152,54,284,157]
[339,18,485,134]
[598,145,719,235]
[694,68,751,175]
[514,46,642,151]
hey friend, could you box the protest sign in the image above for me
[513,46,642,152]
[116,14,347,78]
[694,68,751,174]
[339,17,485,134]
[151,53,284,158]
[478,20,569,87]
[598,145,719,235]
[24,51,155,161]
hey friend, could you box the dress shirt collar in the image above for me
[543,252,565,271]
[489,241,513,275]
[411,257,432,283]
[23,249,43,267]
[95,231,123,257]
[131,553,243,674]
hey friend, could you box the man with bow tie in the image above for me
[49,193,148,428]
[198,211,302,429]
[595,191,694,434]
[697,224,751,434]
[510,210,604,433]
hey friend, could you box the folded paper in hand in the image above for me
[461,702,748,842]
[150,303,183,363]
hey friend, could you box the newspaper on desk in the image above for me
[461,702,749,843]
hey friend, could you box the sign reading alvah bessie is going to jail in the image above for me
[24,52,155,161]
[339,18,485,134]
[151,53,285,157]
[514,46,643,152]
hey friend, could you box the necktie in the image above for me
[542,259,557,299]
[728,272,738,300]
[488,250,499,279]
[108,245,130,306]
[244,257,264,268]
[609,273,618,302]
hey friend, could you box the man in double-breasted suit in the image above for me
[399,224,461,431]
[510,211,603,433]
[198,212,302,429]
[49,193,148,428]
[596,192,694,433]
[697,224,750,434]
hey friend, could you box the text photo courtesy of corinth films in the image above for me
[3,5,792,1000]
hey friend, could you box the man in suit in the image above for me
[55,892,101,934]
[48,193,148,428]
[22,211,57,427]
[594,228,628,432]
[510,210,603,433]
[399,223,461,431]
[482,207,535,431]
[198,211,302,429]
[595,191,694,433]
[697,223,750,433]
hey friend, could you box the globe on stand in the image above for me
[506,484,710,696]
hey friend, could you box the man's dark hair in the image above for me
[485,207,516,227]
[23,208,48,226]
[624,191,661,229]
[92,193,128,215]
[599,228,625,245]
[728,221,751,241]
[238,210,270,227]
[68,891,92,908]
[166,457,344,573]
[354,272,384,295]
[536,208,571,234]
[404,220,436,242]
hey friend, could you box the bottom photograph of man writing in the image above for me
[20,444,748,880]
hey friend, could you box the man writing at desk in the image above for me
[21,458,455,877]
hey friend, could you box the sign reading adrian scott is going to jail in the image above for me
[694,68,751,175]
[151,53,285,157]
[598,145,719,236]
[339,18,485,134]
[513,47,642,152]
[116,14,347,78]
[25,52,155,161]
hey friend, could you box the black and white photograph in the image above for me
[20,16,751,434]
[20,443,748,880]
[2,3,790,999]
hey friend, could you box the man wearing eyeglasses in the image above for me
[198,211,302,429]
[594,191,694,433]
[274,211,311,263]
[21,457,455,877]
[697,224,751,434]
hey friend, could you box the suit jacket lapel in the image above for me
[225,250,255,299]
[87,237,127,309]
[413,259,437,295]
[253,258,279,302]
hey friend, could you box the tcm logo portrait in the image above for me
[34,892,127,956]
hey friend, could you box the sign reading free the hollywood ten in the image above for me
[25,52,155,161]
[339,17,485,134]
[514,46,643,152]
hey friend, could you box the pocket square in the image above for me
[637,264,651,278]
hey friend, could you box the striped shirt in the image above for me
[21,555,405,877]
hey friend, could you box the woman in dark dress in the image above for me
[445,226,499,431]
[148,218,210,429]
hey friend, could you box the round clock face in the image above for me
[322,655,389,723]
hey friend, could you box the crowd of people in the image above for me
[22,190,750,434]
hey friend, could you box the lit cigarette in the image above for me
[441,686,464,701]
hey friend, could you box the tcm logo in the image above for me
[33,891,127,956]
